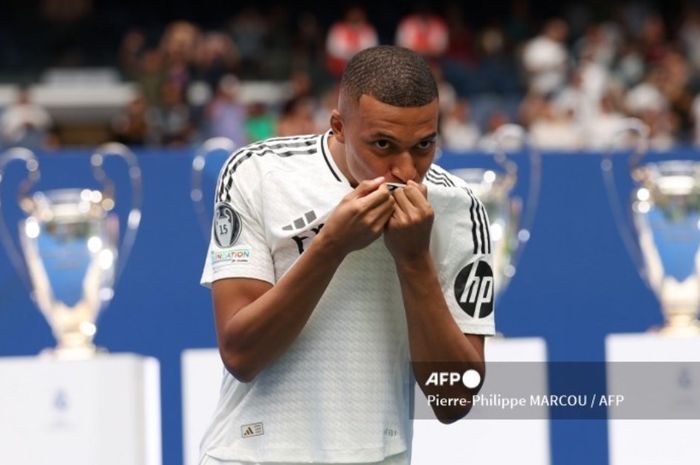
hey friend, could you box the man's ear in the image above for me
[330,110,345,143]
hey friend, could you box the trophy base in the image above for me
[39,345,107,360]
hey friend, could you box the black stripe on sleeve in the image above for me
[427,168,456,186]
[217,136,322,202]
[321,132,342,182]
[464,188,481,255]
[425,171,451,187]
[475,199,488,254]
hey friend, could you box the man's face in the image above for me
[333,94,439,185]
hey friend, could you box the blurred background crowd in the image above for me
[1,0,699,151]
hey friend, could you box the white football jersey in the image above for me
[199,130,495,464]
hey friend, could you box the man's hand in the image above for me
[317,176,396,257]
[384,180,434,263]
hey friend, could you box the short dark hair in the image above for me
[339,46,438,107]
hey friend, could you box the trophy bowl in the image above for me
[630,161,700,335]
[0,144,142,358]
[602,118,700,336]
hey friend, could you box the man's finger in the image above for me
[369,197,396,227]
[347,176,385,199]
[407,180,428,198]
[403,183,431,210]
[392,186,416,213]
[358,184,393,210]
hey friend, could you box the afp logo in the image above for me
[454,260,494,318]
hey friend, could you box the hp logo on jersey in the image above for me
[454,260,494,318]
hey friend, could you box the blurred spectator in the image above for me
[527,94,582,150]
[680,5,700,76]
[151,81,193,146]
[554,58,610,130]
[204,75,247,145]
[138,49,166,108]
[229,8,268,79]
[245,102,276,143]
[160,21,200,98]
[624,69,675,149]
[478,111,521,152]
[612,42,646,88]
[440,99,480,151]
[260,6,294,79]
[691,94,700,146]
[522,18,570,95]
[640,13,669,66]
[395,6,449,58]
[291,12,328,89]
[111,93,153,146]
[430,63,457,114]
[276,96,317,137]
[474,25,522,94]
[314,86,339,132]
[288,70,313,99]
[325,6,378,77]
[582,93,629,149]
[0,89,54,149]
[193,32,240,93]
[119,28,148,80]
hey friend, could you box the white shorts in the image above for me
[200,451,409,465]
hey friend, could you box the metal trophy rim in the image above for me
[489,123,542,284]
[600,117,652,287]
[190,137,237,240]
[90,142,143,280]
[0,147,40,287]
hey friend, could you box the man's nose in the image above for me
[389,152,417,182]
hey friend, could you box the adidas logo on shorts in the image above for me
[241,422,264,438]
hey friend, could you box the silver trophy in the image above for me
[602,118,700,335]
[0,143,142,358]
[191,137,237,239]
[449,124,541,300]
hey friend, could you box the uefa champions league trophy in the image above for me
[0,143,142,358]
[602,118,700,335]
[449,124,541,300]
[191,137,237,239]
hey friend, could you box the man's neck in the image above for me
[327,132,357,186]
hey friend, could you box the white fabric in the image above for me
[200,451,409,465]
[199,131,495,463]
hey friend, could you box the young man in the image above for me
[200,45,494,465]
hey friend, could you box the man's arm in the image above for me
[385,181,485,423]
[212,177,395,382]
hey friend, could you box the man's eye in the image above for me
[374,140,390,149]
[417,139,435,150]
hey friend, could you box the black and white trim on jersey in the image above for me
[321,131,342,182]
[216,134,343,203]
[425,167,491,256]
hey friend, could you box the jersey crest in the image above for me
[214,203,242,248]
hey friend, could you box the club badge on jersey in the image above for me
[214,202,242,248]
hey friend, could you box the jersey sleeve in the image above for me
[200,150,275,288]
[431,185,496,336]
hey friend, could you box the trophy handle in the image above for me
[491,123,542,253]
[191,137,237,239]
[600,117,651,281]
[0,147,40,286]
[90,142,143,279]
